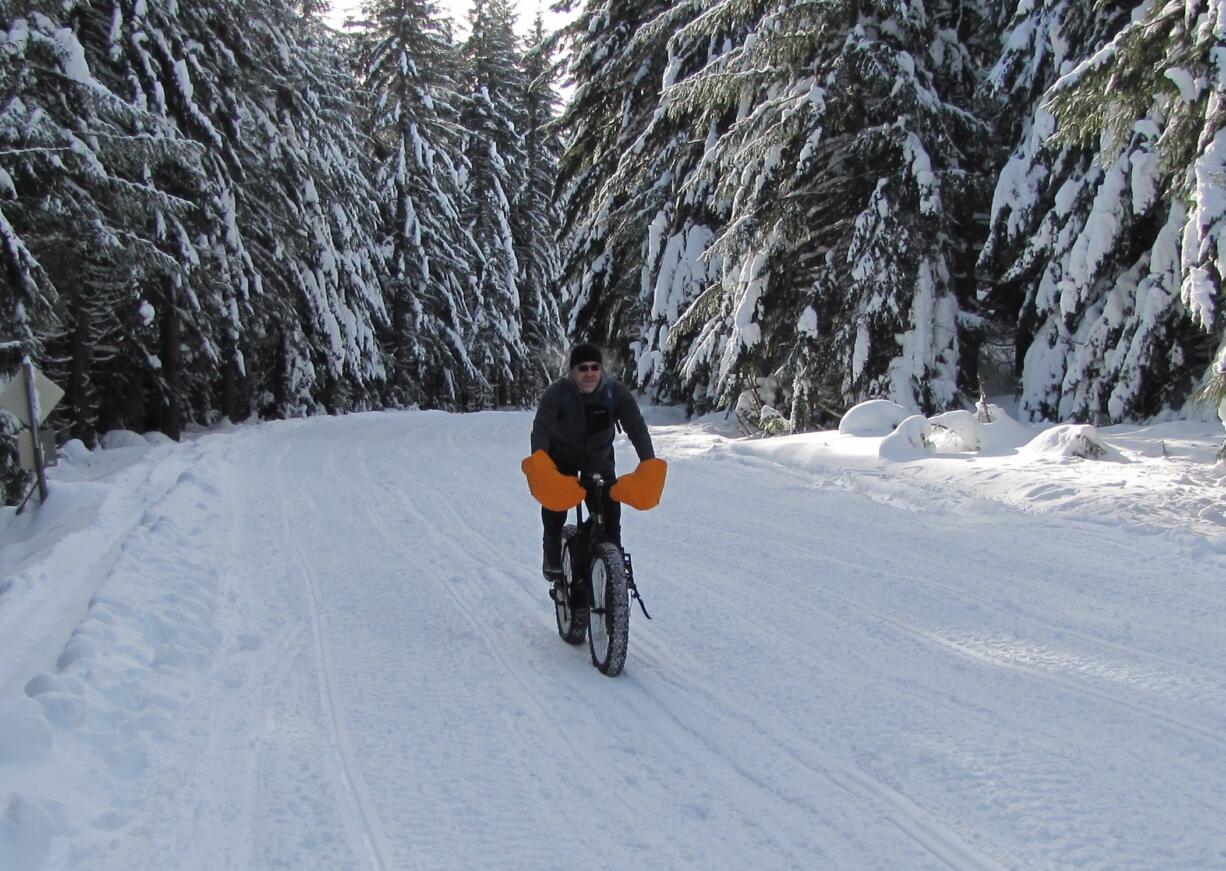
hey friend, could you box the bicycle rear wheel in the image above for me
[555,526,587,644]
[587,543,629,675]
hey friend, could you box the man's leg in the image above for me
[605,491,622,547]
[542,506,565,578]
[541,460,578,579]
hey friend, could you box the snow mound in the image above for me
[143,430,175,446]
[0,699,53,767]
[0,793,67,871]
[977,406,1038,455]
[687,409,743,437]
[99,430,148,450]
[840,400,909,436]
[640,404,689,426]
[879,415,934,460]
[928,410,981,451]
[759,404,791,435]
[1020,424,1113,460]
[58,439,91,464]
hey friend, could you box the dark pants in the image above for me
[542,467,621,557]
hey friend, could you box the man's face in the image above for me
[572,361,602,394]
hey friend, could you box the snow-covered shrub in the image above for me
[1020,424,1110,460]
[878,415,934,461]
[100,430,149,451]
[731,380,789,436]
[759,405,791,436]
[976,406,1039,456]
[840,400,909,436]
[928,410,981,452]
[59,439,92,464]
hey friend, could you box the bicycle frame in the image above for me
[570,473,648,620]
[574,473,610,547]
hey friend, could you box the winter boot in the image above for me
[542,535,563,582]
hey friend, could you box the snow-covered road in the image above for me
[2,409,1225,869]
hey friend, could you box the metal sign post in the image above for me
[1,356,63,510]
[22,357,49,503]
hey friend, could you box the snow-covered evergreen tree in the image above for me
[981,0,1225,422]
[514,13,565,389]
[354,0,478,406]
[2,0,391,441]
[0,10,66,350]
[585,0,715,404]
[554,0,673,370]
[2,3,195,440]
[236,3,389,415]
[662,0,993,419]
[460,0,529,404]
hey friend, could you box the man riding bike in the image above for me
[524,343,658,580]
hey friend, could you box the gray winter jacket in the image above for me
[530,375,654,476]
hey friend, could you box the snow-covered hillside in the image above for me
[1,408,1224,869]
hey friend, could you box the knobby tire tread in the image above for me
[555,527,587,644]
[588,542,630,676]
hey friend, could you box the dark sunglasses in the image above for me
[575,363,601,373]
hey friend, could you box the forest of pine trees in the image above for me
[555,0,1225,433]
[2,0,1224,502]
[0,0,564,500]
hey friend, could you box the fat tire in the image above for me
[555,526,587,644]
[587,542,630,676]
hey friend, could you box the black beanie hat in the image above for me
[569,343,603,369]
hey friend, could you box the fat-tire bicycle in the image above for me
[548,474,650,676]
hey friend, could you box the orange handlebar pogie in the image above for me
[521,450,587,511]
[610,458,667,511]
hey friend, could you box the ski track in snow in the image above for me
[1,410,1225,869]
[273,442,393,870]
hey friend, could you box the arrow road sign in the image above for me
[0,365,63,427]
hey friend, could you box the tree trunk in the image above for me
[392,286,411,401]
[274,330,289,416]
[161,277,182,440]
[66,287,95,444]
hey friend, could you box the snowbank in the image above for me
[58,439,91,464]
[975,406,1038,455]
[839,399,908,436]
[928,410,981,451]
[99,430,148,451]
[878,415,934,460]
[1019,424,1116,460]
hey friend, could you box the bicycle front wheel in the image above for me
[587,543,629,675]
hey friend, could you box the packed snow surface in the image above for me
[2,407,1225,869]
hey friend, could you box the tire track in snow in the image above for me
[767,523,1226,696]
[666,431,1226,689]
[344,429,647,814]
[760,534,1226,749]
[622,626,1009,871]
[656,492,1226,749]
[345,422,832,864]
[273,443,393,871]
[374,420,1000,867]
[300,418,604,866]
